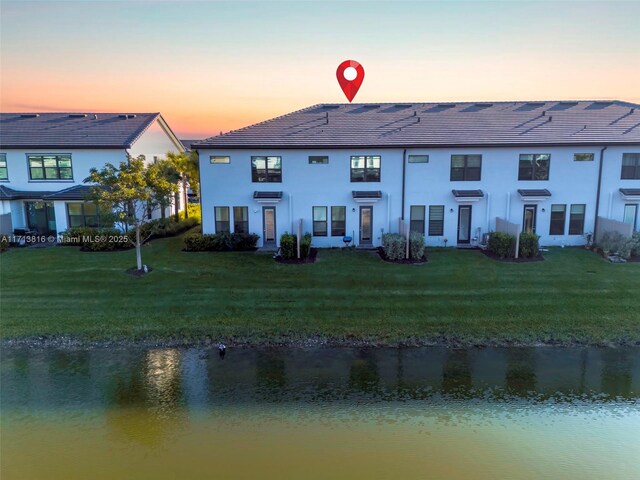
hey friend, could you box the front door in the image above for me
[359,206,373,246]
[263,207,276,246]
[523,205,537,233]
[25,201,57,235]
[457,205,472,244]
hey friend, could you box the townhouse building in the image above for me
[0,112,185,236]
[193,101,640,248]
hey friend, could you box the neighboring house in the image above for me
[0,112,185,236]
[193,101,640,248]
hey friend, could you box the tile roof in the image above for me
[44,185,95,200]
[620,188,640,196]
[352,190,382,199]
[0,113,160,149]
[0,185,56,200]
[518,189,552,197]
[253,191,282,199]
[452,189,484,198]
[194,101,640,149]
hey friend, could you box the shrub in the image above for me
[183,232,260,252]
[629,232,640,257]
[382,233,406,261]
[279,232,312,259]
[59,227,133,251]
[519,232,540,258]
[598,231,626,256]
[488,232,516,258]
[409,231,426,260]
[231,232,260,251]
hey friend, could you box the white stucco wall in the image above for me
[198,145,640,248]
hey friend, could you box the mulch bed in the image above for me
[126,266,154,276]
[480,249,544,263]
[377,247,427,265]
[274,248,318,264]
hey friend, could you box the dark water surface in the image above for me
[1,346,639,479]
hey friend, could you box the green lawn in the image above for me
[1,233,639,345]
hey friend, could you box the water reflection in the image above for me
[2,347,639,412]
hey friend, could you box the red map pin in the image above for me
[336,60,364,102]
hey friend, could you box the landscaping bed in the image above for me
[275,247,318,264]
[480,249,544,263]
[377,247,427,265]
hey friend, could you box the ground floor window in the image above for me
[428,205,444,236]
[215,206,230,233]
[410,205,425,234]
[233,206,249,233]
[67,202,111,228]
[549,204,566,235]
[313,206,327,236]
[331,206,346,236]
[568,204,586,235]
[623,204,638,230]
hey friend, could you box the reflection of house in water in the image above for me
[256,350,287,395]
[505,349,537,395]
[441,350,473,396]
[601,349,634,398]
[349,349,380,393]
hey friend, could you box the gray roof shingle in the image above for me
[193,101,640,149]
[0,113,160,149]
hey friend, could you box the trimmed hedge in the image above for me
[488,232,516,259]
[519,232,540,258]
[183,232,260,252]
[279,232,312,259]
[382,232,426,261]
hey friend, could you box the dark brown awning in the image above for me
[253,191,282,199]
[518,189,551,197]
[352,191,382,199]
[452,189,484,198]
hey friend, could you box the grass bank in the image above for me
[1,233,639,346]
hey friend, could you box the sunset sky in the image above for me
[1,0,639,139]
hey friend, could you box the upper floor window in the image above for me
[0,154,7,180]
[233,206,249,233]
[214,206,230,233]
[450,155,481,181]
[251,156,282,182]
[28,154,73,180]
[309,156,328,164]
[621,153,640,180]
[350,155,381,182]
[408,155,429,163]
[518,154,550,181]
[574,153,594,162]
[313,206,327,236]
[410,205,425,234]
[210,156,230,164]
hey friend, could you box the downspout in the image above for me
[593,146,608,243]
[401,149,407,221]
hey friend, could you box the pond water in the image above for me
[1,346,639,479]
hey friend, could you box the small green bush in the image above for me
[183,232,260,252]
[599,231,626,256]
[630,232,640,257]
[382,233,406,261]
[279,232,312,259]
[488,232,516,258]
[519,232,540,258]
[179,203,201,222]
[409,231,426,260]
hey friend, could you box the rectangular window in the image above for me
[313,206,327,236]
[28,154,73,180]
[621,153,640,180]
[408,155,429,163]
[0,154,7,180]
[623,204,638,230]
[214,206,230,233]
[574,153,594,162]
[309,156,328,164]
[210,156,230,164]
[331,206,346,237]
[66,202,110,228]
[350,155,381,182]
[450,155,482,181]
[233,206,249,233]
[428,205,444,236]
[518,154,550,180]
[410,205,425,234]
[251,156,282,182]
[568,204,586,235]
[549,204,566,235]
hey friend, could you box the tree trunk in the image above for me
[183,174,189,219]
[174,192,180,222]
[135,226,143,271]
[160,202,166,219]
